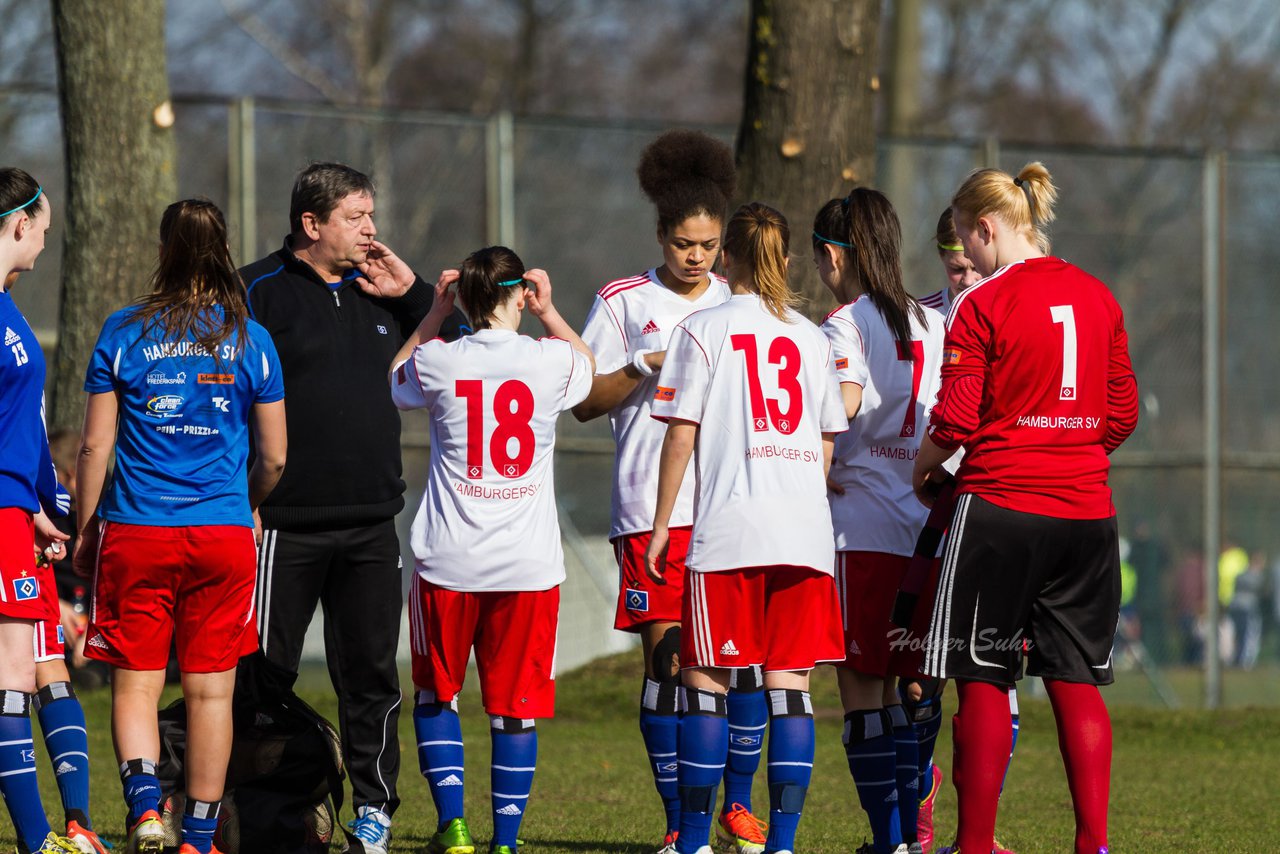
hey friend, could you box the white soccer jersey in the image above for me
[651,294,847,575]
[580,269,731,538]
[822,295,946,555]
[392,329,593,591]
[919,286,951,315]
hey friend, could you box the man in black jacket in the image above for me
[240,162,467,854]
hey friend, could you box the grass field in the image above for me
[6,653,1278,853]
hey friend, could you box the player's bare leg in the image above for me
[112,668,167,853]
[639,620,684,847]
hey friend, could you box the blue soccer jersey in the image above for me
[0,292,64,516]
[84,306,284,527]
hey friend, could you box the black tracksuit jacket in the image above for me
[240,240,468,531]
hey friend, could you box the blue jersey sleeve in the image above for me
[249,321,285,403]
[84,311,128,393]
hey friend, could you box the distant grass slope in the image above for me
[7,654,1277,852]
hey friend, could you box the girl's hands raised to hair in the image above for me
[523,269,555,319]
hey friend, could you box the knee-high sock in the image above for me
[180,798,220,854]
[952,680,1011,854]
[887,704,920,844]
[764,689,814,854]
[490,716,537,850]
[904,690,943,800]
[844,708,901,852]
[639,677,681,833]
[120,757,162,826]
[35,681,92,827]
[675,687,728,854]
[0,691,52,852]
[1002,685,1020,795]
[1045,680,1111,854]
[724,666,766,815]
[413,691,465,831]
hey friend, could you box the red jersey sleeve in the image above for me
[927,294,987,450]
[1104,311,1138,454]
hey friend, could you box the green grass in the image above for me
[8,654,1279,852]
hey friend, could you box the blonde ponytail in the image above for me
[723,202,800,321]
[952,161,1058,254]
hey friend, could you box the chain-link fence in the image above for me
[5,89,1278,706]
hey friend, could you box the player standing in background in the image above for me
[645,203,847,854]
[74,199,288,854]
[391,249,593,854]
[919,209,980,316]
[0,168,87,854]
[913,164,1138,854]
[814,189,945,854]
[902,207,1018,854]
[574,130,769,853]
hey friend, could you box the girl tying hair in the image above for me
[391,249,593,854]
[645,203,847,854]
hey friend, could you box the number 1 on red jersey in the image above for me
[1050,305,1078,400]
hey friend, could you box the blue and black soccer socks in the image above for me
[34,681,92,828]
[490,716,537,850]
[181,798,221,854]
[675,687,728,854]
[844,708,902,853]
[905,686,943,801]
[639,677,682,834]
[724,667,766,817]
[0,690,53,852]
[120,757,162,825]
[414,691,466,831]
[764,688,814,854]
[887,703,920,844]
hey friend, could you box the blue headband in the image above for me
[813,231,853,249]
[496,277,526,287]
[0,186,42,220]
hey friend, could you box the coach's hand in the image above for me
[357,240,416,298]
[645,526,670,584]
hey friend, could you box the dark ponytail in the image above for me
[457,246,525,330]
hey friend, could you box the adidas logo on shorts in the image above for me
[720,640,740,656]
[436,774,463,787]
[641,319,660,335]
[3,327,19,346]
[87,634,109,650]
[55,761,76,776]
[848,639,862,655]
[495,804,522,816]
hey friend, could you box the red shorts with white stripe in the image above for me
[0,507,45,621]
[681,566,844,672]
[612,526,690,631]
[834,551,939,678]
[85,522,258,673]
[409,573,559,719]
[33,560,65,662]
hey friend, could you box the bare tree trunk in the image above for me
[735,0,881,319]
[50,0,176,429]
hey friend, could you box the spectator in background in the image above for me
[1227,552,1267,669]
[238,162,468,854]
[1174,550,1206,665]
[1128,520,1170,664]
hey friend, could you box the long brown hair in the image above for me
[457,245,525,330]
[131,199,248,361]
[723,202,798,321]
[814,188,926,358]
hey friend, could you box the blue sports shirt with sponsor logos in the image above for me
[0,292,66,516]
[84,306,284,527]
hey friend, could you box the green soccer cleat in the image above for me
[428,817,475,854]
[490,848,516,854]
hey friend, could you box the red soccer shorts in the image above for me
[613,526,691,631]
[835,551,940,678]
[86,522,258,673]
[0,507,45,621]
[681,566,844,672]
[33,560,64,662]
[409,573,559,719]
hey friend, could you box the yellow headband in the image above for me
[937,241,963,252]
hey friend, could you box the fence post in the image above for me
[228,96,256,266]
[486,110,516,247]
[1202,149,1225,709]
[981,136,1000,169]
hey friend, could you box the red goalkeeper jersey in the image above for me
[927,257,1137,519]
